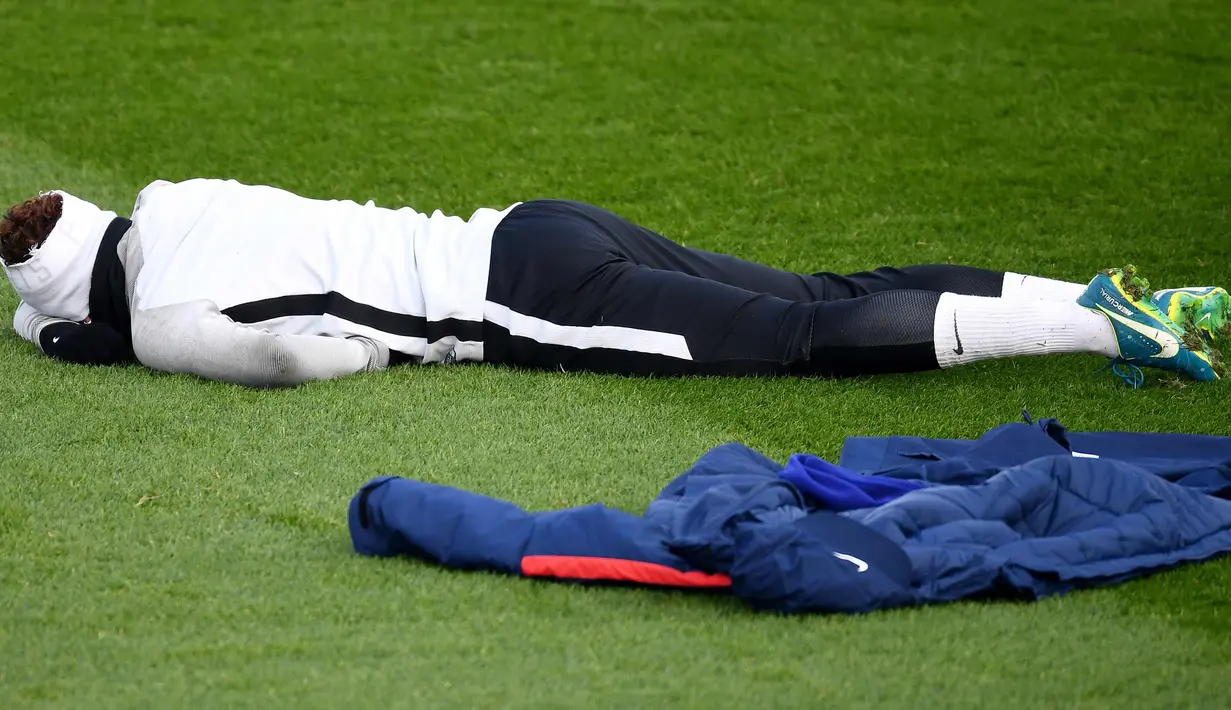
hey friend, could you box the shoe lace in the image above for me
[1096,358,1145,389]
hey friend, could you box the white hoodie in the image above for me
[6,178,518,386]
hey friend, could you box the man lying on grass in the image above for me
[1,180,1226,388]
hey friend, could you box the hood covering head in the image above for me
[2,191,117,321]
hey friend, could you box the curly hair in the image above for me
[1,192,64,265]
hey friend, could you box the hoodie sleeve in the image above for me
[12,301,133,365]
[13,300,65,344]
[130,298,389,387]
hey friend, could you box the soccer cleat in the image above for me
[1152,286,1231,352]
[1077,265,1222,384]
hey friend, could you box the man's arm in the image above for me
[13,301,135,365]
[131,299,389,387]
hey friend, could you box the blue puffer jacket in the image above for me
[348,420,1231,614]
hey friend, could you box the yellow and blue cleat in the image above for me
[1077,266,1222,387]
[1153,286,1231,353]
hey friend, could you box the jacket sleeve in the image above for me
[130,299,388,387]
[348,476,732,588]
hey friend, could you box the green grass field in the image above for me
[2,0,1230,707]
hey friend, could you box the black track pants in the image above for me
[481,200,1004,377]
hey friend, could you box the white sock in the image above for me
[933,293,1118,368]
[1001,272,1087,302]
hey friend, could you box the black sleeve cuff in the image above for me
[38,321,136,366]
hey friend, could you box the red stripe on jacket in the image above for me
[521,555,732,587]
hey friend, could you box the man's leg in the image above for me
[482,204,1120,377]
[531,200,1084,303]
[824,266,1086,302]
[933,294,1115,369]
[484,259,1122,377]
